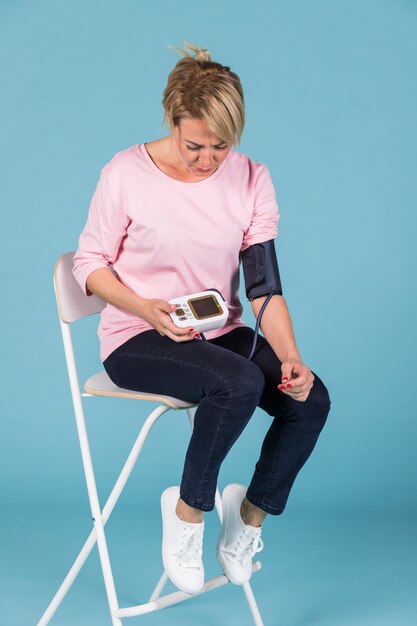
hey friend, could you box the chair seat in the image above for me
[84,371,197,410]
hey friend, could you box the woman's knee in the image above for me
[302,374,331,429]
[237,360,265,399]
[215,358,265,405]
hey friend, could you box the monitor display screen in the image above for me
[189,296,219,319]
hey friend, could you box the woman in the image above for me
[73,41,331,595]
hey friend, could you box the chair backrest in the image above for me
[54,252,106,323]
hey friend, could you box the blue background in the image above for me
[1,1,416,624]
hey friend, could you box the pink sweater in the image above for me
[73,143,280,361]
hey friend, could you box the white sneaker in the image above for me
[161,486,205,594]
[216,484,264,585]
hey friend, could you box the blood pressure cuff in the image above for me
[240,239,283,301]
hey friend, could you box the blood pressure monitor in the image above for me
[169,289,228,333]
[166,241,282,359]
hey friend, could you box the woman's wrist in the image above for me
[282,351,302,363]
[130,294,147,318]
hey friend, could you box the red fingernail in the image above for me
[286,383,292,388]
[282,377,289,382]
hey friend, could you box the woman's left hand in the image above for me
[278,361,315,402]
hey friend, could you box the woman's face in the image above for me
[171,117,232,178]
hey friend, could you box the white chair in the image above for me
[37,252,264,626]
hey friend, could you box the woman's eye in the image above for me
[186,145,228,151]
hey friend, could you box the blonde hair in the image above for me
[162,40,245,146]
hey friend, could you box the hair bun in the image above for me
[195,47,211,62]
[168,39,212,62]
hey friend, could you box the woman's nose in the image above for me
[198,159,212,167]
[197,151,214,166]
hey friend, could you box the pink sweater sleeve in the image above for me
[241,164,279,252]
[72,167,130,295]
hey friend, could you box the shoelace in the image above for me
[229,527,264,568]
[174,525,204,570]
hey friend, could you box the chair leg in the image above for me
[148,571,169,602]
[242,582,265,626]
[93,513,123,626]
[185,406,197,428]
[37,402,172,626]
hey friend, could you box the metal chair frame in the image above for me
[37,252,264,626]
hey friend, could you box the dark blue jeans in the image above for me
[103,326,331,515]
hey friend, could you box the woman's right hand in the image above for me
[139,298,199,342]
